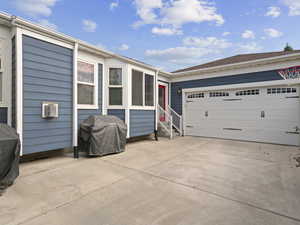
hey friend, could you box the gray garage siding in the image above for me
[107,109,125,122]
[130,110,155,137]
[171,70,284,115]
[78,64,103,124]
[22,35,73,154]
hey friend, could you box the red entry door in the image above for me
[159,85,166,121]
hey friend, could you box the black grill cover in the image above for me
[79,115,127,156]
[0,124,20,193]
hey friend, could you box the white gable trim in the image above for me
[172,59,300,83]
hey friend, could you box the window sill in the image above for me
[77,104,99,110]
[130,106,155,110]
[107,105,125,109]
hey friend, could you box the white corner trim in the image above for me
[73,42,78,147]
[15,27,23,155]
[181,90,186,136]
[125,109,130,138]
[182,78,300,94]
[155,70,159,130]
[101,63,106,115]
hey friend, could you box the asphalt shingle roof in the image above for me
[173,50,300,73]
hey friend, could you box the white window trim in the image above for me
[108,67,123,107]
[77,59,99,110]
[131,69,155,109]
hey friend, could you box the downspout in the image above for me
[11,16,24,155]
[154,70,159,140]
[73,42,78,158]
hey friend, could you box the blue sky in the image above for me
[1,0,300,71]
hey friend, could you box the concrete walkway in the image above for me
[1,137,300,225]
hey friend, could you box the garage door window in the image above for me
[187,92,204,99]
[209,92,229,97]
[267,88,297,94]
[236,89,259,96]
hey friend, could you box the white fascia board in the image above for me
[171,59,300,83]
[172,54,300,78]
[182,78,300,94]
[158,74,171,82]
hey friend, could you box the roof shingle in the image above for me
[172,50,300,73]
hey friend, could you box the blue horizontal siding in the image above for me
[130,110,155,137]
[107,109,125,122]
[171,69,284,115]
[0,107,8,124]
[22,35,73,155]
[78,63,103,125]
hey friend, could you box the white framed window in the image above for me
[109,68,123,106]
[131,69,155,107]
[77,60,98,109]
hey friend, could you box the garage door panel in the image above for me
[184,86,300,146]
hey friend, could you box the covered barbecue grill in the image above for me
[79,115,127,156]
[0,124,20,193]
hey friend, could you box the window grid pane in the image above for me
[78,61,94,84]
[132,70,143,106]
[78,84,94,105]
[109,68,122,85]
[109,88,122,105]
[145,74,154,106]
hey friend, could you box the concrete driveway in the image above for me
[1,137,300,225]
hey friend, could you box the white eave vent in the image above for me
[42,102,59,119]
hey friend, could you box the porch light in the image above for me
[177,88,182,95]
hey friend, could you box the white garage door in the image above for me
[184,86,300,146]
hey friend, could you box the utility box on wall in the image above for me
[42,102,59,119]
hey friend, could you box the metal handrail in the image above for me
[157,105,173,139]
[167,106,182,136]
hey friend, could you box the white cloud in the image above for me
[133,0,163,27]
[38,19,57,30]
[145,36,232,67]
[242,30,255,39]
[145,46,214,65]
[160,0,224,27]
[82,19,97,32]
[282,0,300,16]
[152,27,182,35]
[265,6,281,18]
[133,0,224,29]
[264,28,283,38]
[119,44,129,51]
[183,36,232,48]
[222,32,231,36]
[237,42,262,53]
[110,1,119,10]
[14,0,58,17]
